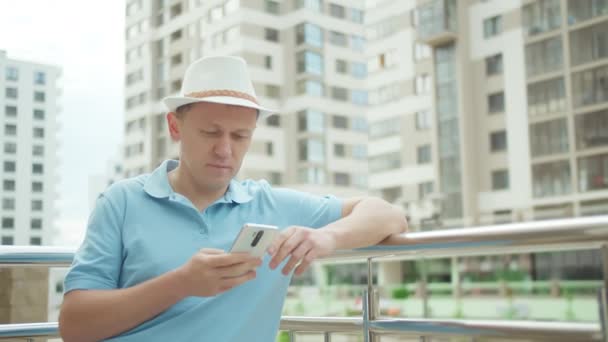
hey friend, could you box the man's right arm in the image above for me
[59,249,262,342]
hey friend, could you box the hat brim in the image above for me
[162,95,277,120]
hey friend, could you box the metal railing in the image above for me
[1,216,607,341]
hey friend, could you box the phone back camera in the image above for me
[251,230,264,247]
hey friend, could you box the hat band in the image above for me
[185,89,259,105]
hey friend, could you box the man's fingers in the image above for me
[205,252,260,268]
[220,270,257,291]
[267,227,296,256]
[294,250,317,276]
[269,230,303,269]
[281,242,311,275]
[218,259,262,278]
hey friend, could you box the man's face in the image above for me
[168,101,257,191]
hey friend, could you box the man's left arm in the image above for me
[268,197,408,275]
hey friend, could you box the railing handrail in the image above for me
[0,318,602,341]
[2,215,607,266]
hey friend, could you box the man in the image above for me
[59,56,407,341]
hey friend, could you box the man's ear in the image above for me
[167,112,181,142]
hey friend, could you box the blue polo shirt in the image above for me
[64,159,343,341]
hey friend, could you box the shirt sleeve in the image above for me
[63,193,124,293]
[270,187,343,229]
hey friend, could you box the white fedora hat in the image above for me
[162,56,277,119]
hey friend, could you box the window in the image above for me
[533,160,571,197]
[5,124,16,136]
[170,3,182,18]
[2,218,14,229]
[486,54,503,75]
[527,77,566,116]
[3,180,15,191]
[1,236,13,245]
[265,85,280,98]
[296,23,323,47]
[370,117,400,138]
[297,167,325,184]
[170,29,183,41]
[296,80,323,96]
[351,90,368,105]
[32,182,43,192]
[34,71,46,85]
[332,115,348,129]
[266,142,274,156]
[492,169,509,190]
[488,92,505,113]
[525,37,563,77]
[331,87,348,101]
[4,161,16,173]
[334,143,345,157]
[34,109,45,120]
[417,145,432,164]
[265,0,279,14]
[2,198,15,210]
[575,109,608,150]
[572,64,608,109]
[6,87,17,99]
[370,152,401,172]
[570,21,608,67]
[335,59,348,74]
[414,43,431,61]
[30,237,42,246]
[490,131,507,152]
[578,153,608,192]
[298,110,324,133]
[32,200,43,211]
[568,0,608,24]
[296,51,323,75]
[350,35,365,51]
[483,16,502,39]
[419,182,434,200]
[352,145,367,159]
[170,53,182,66]
[381,186,402,203]
[329,3,346,18]
[350,8,364,23]
[5,67,18,81]
[416,110,431,130]
[351,62,367,79]
[523,0,560,36]
[264,55,273,70]
[4,142,16,154]
[294,0,322,12]
[530,118,569,157]
[269,172,282,185]
[266,115,280,127]
[31,218,42,230]
[33,127,45,138]
[264,28,279,42]
[334,172,350,186]
[329,31,347,47]
[5,106,17,117]
[415,74,431,95]
[298,139,325,162]
[33,145,44,156]
[352,117,367,132]
[32,163,44,174]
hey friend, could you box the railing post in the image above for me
[324,331,331,342]
[288,330,295,342]
[600,245,608,342]
[364,258,379,342]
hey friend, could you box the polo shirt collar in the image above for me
[143,159,253,204]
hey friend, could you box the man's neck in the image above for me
[168,165,228,212]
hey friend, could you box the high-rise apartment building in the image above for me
[0,50,60,247]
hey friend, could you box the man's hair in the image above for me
[173,102,260,120]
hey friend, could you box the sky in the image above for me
[0,1,125,245]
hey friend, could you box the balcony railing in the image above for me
[1,216,608,341]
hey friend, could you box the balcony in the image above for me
[417,0,458,46]
[1,216,608,340]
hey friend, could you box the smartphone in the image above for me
[229,223,279,257]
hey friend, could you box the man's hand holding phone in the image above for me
[175,248,262,297]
